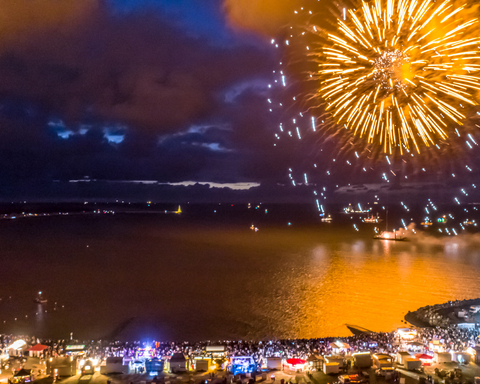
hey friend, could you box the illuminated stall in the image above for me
[396,352,411,365]
[404,359,422,371]
[129,360,145,374]
[434,352,451,364]
[373,354,393,368]
[353,352,371,368]
[205,346,227,370]
[414,354,433,366]
[100,357,128,374]
[266,357,282,370]
[466,347,477,358]
[451,352,471,364]
[306,354,322,372]
[397,328,417,341]
[206,346,226,359]
[405,341,423,352]
[136,347,156,360]
[65,345,86,356]
[285,358,306,372]
[325,356,344,369]
[428,340,445,352]
[332,341,351,354]
[145,358,165,376]
[27,344,48,358]
[169,353,187,373]
[193,358,211,372]
[7,340,27,357]
[323,363,340,375]
[230,356,256,376]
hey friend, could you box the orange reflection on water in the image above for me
[260,235,480,339]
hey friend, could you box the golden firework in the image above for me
[315,0,480,154]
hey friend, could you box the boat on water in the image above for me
[421,217,433,226]
[321,214,332,223]
[34,291,47,304]
[437,215,447,223]
[373,231,406,241]
[343,203,370,214]
[372,208,406,241]
[463,219,476,226]
[363,213,383,223]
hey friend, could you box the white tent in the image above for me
[396,352,411,365]
[434,352,451,364]
[170,353,187,373]
[266,357,282,370]
[324,363,339,374]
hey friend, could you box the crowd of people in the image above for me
[3,322,480,363]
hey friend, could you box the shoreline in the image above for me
[404,311,430,328]
[404,298,480,328]
[5,298,480,344]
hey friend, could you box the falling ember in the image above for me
[311,0,480,154]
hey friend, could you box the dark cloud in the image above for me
[0,100,288,187]
[0,2,274,134]
[0,0,302,201]
[0,107,307,203]
[0,0,97,43]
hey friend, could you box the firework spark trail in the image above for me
[268,3,480,235]
[311,0,480,154]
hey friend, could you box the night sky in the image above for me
[0,0,303,202]
[0,0,477,203]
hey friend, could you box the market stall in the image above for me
[27,344,48,358]
[285,358,306,372]
[414,354,433,366]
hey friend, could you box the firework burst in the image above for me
[313,0,480,154]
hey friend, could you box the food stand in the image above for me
[285,358,306,372]
[230,356,256,376]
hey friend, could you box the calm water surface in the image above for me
[1,213,480,341]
